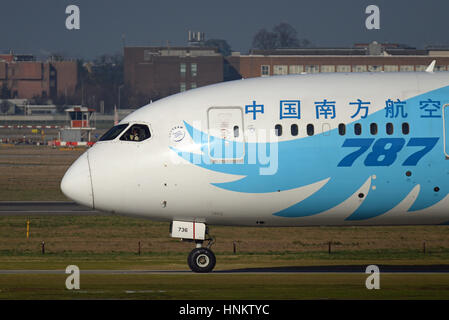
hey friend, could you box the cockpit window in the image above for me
[119,124,151,142]
[99,124,128,141]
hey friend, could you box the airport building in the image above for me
[227,42,449,78]
[0,53,78,100]
[124,46,224,102]
[124,42,449,102]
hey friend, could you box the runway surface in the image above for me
[0,201,98,215]
[1,265,449,274]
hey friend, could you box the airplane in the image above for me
[61,61,449,272]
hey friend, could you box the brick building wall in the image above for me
[51,61,78,98]
[0,60,77,99]
[124,46,223,102]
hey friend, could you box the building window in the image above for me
[190,82,197,89]
[415,65,427,72]
[384,65,399,72]
[368,65,382,72]
[261,65,270,76]
[275,124,282,136]
[180,63,186,77]
[353,65,367,72]
[338,123,346,135]
[273,65,288,75]
[291,124,298,136]
[305,65,319,73]
[289,65,303,74]
[191,63,197,76]
[321,65,335,73]
[435,65,446,72]
[336,65,351,73]
[144,49,153,61]
[180,82,186,92]
[400,65,414,72]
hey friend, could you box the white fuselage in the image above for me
[61,72,449,226]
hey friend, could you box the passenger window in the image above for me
[120,124,151,142]
[275,124,282,136]
[233,125,240,138]
[307,124,314,136]
[338,123,346,135]
[370,123,378,135]
[402,123,409,135]
[99,124,128,141]
[291,124,298,136]
[386,123,394,135]
[354,123,362,135]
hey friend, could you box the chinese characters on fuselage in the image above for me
[244,99,442,120]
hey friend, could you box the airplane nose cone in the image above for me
[61,152,94,209]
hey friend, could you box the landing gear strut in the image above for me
[170,221,216,273]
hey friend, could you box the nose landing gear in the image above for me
[188,239,216,273]
[170,221,216,273]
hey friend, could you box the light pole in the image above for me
[118,84,124,110]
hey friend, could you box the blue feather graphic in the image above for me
[171,85,449,221]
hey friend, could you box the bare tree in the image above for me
[300,39,311,48]
[252,29,278,50]
[0,83,10,99]
[204,39,232,56]
[273,22,300,48]
[252,23,310,49]
[49,52,67,61]
[0,100,11,114]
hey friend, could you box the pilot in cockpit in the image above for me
[129,128,140,141]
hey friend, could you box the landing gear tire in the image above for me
[188,248,216,273]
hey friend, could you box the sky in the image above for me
[1,0,448,59]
